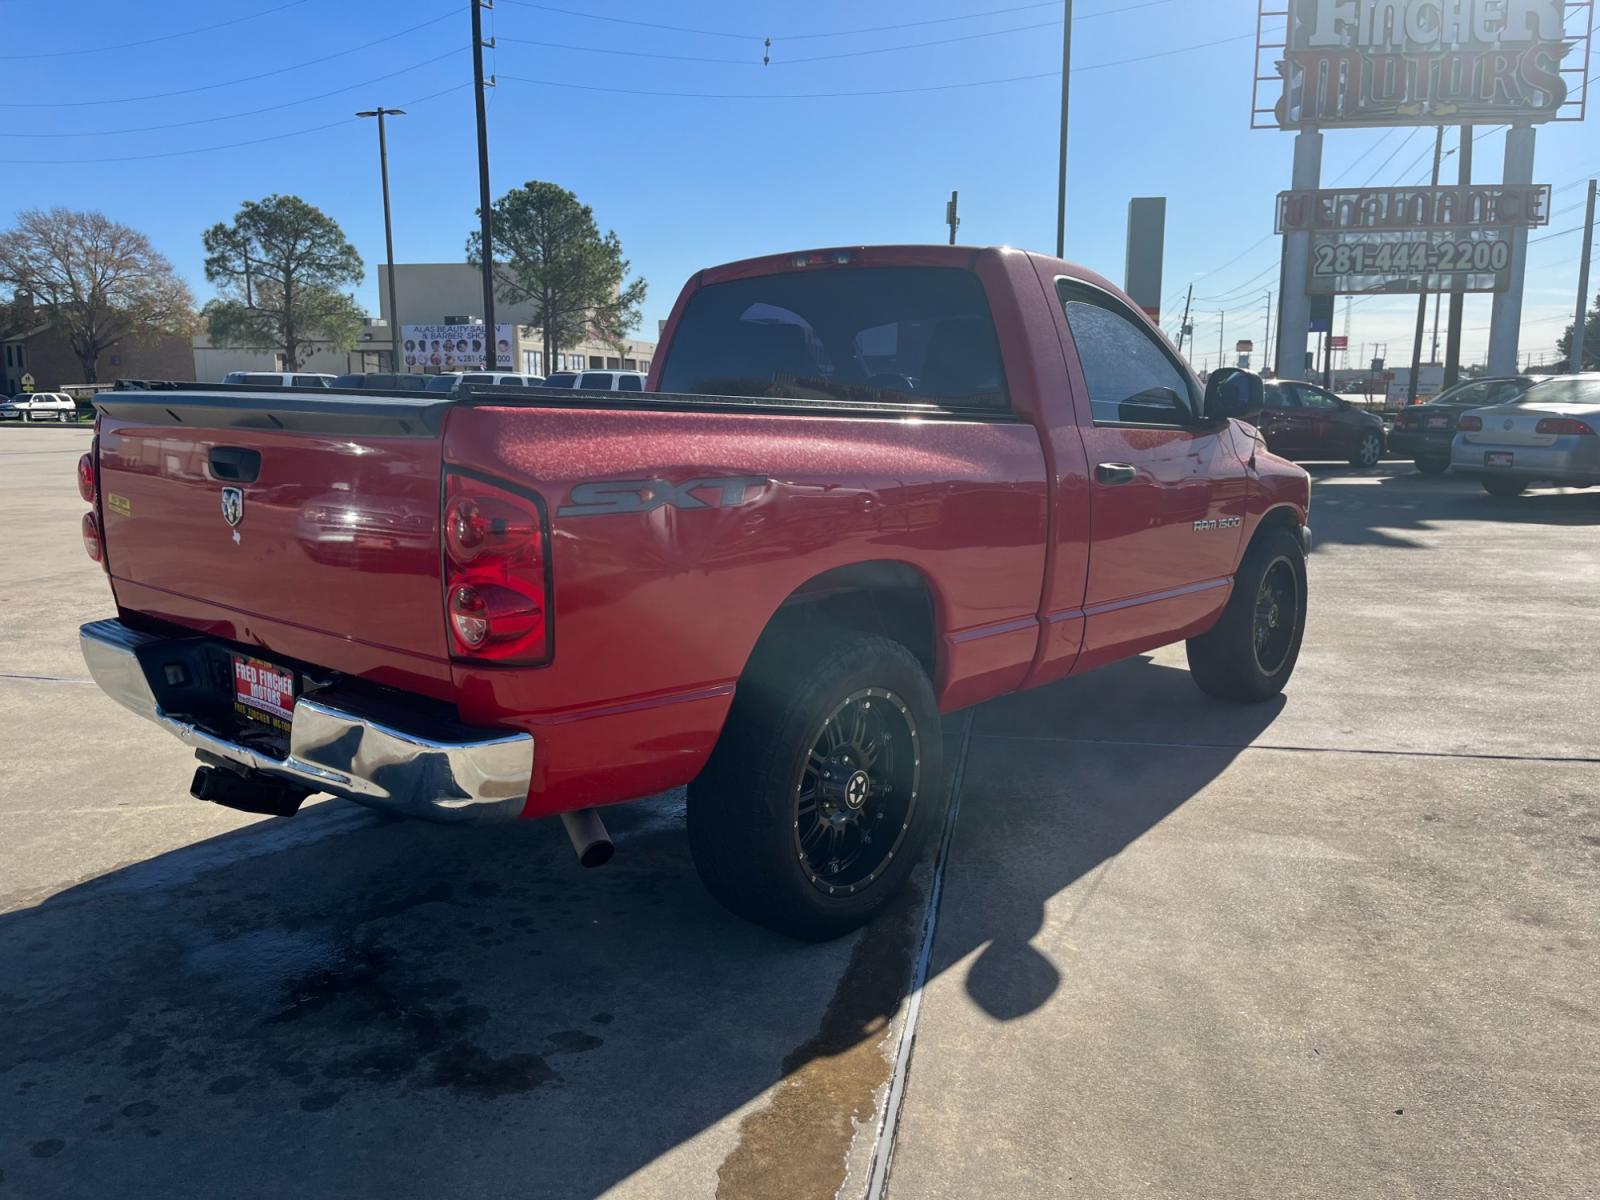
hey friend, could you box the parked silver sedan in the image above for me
[1450,374,1600,497]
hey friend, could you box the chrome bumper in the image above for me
[79,619,533,823]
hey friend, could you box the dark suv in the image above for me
[1388,376,1548,474]
[1252,380,1387,467]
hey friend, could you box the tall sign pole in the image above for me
[1443,125,1473,388]
[1407,127,1446,405]
[1487,124,1537,375]
[471,0,497,348]
[1276,128,1323,379]
[1055,0,1072,257]
[357,107,406,371]
[1572,179,1598,373]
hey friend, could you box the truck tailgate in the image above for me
[96,390,451,686]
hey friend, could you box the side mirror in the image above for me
[1205,368,1264,422]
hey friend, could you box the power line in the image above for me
[0,0,315,60]
[495,30,1258,100]
[0,51,463,139]
[0,8,458,109]
[0,83,469,165]
[492,36,752,65]
[494,0,1175,43]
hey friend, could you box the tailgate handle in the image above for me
[209,447,262,483]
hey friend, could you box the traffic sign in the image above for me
[1330,336,1349,350]
[20,373,34,393]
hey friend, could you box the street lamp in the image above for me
[356,106,405,371]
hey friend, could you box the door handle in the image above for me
[1095,463,1137,485]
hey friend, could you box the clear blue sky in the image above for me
[1,0,1596,371]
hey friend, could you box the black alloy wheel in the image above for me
[795,688,922,897]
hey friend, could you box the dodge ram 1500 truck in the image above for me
[76,245,1310,940]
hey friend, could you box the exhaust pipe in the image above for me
[560,808,614,868]
[191,764,309,818]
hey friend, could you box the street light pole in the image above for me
[357,106,406,371]
[1055,0,1072,257]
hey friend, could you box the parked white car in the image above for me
[2,392,77,422]
[541,370,647,392]
[457,372,546,387]
[221,372,335,388]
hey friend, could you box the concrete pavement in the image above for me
[2,429,1597,1198]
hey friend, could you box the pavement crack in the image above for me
[978,732,1600,766]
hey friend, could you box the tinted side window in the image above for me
[618,375,643,391]
[291,376,326,387]
[579,373,612,389]
[1295,387,1339,411]
[1058,285,1194,425]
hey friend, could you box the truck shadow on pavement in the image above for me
[0,657,1282,1199]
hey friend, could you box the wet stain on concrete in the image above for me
[299,1091,344,1113]
[29,1139,64,1158]
[120,1100,158,1119]
[714,882,924,1200]
[547,1030,603,1054]
[424,1043,555,1098]
[207,1075,247,1095]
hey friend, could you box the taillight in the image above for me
[77,452,96,503]
[1457,415,1483,432]
[81,511,103,563]
[441,470,551,665]
[1536,417,1596,436]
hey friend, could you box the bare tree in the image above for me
[0,208,197,383]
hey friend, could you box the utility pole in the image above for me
[357,106,406,371]
[1055,0,1072,257]
[1218,310,1225,371]
[1444,125,1472,388]
[1570,178,1597,374]
[1408,126,1445,404]
[1175,285,1194,357]
[946,190,961,246]
[471,0,497,359]
[1263,290,1274,374]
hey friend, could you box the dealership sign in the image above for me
[1276,184,1553,232]
[401,323,515,370]
[1254,0,1593,129]
[1308,228,1513,293]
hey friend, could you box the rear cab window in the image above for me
[579,373,613,390]
[657,266,1010,414]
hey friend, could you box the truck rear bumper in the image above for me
[80,619,533,823]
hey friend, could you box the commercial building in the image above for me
[380,263,655,377]
[2,319,191,395]
[191,321,402,382]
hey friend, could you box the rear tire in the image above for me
[1415,456,1448,475]
[1187,524,1307,703]
[1350,431,1383,468]
[1482,476,1527,498]
[688,629,943,942]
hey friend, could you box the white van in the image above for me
[222,372,335,388]
[542,371,647,392]
[457,372,547,388]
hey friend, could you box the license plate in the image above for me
[1427,417,1448,429]
[232,654,295,732]
[1485,451,1514,468]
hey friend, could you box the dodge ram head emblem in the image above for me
[220,487,245,528]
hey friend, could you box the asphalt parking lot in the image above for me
[2,427,1597,1199]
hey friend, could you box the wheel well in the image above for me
[756,562,939,678]
[1254,505,1303,543]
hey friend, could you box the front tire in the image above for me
[1350,431,1383,468]
[1187,524,1307,703]
[1415,456,1448,475]
[1482,476,1527,498]
[688,630,943,942]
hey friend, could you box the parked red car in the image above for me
[77,245,1311,939]
[1253,379,1387,467]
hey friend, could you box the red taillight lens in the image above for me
[1457,415,1483,432]
[1535,417,1596,436]
[442,471,551,664]
[77,452,96,503]
[81,511,103,563]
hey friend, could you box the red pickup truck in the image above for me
[76,245,1310,940]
